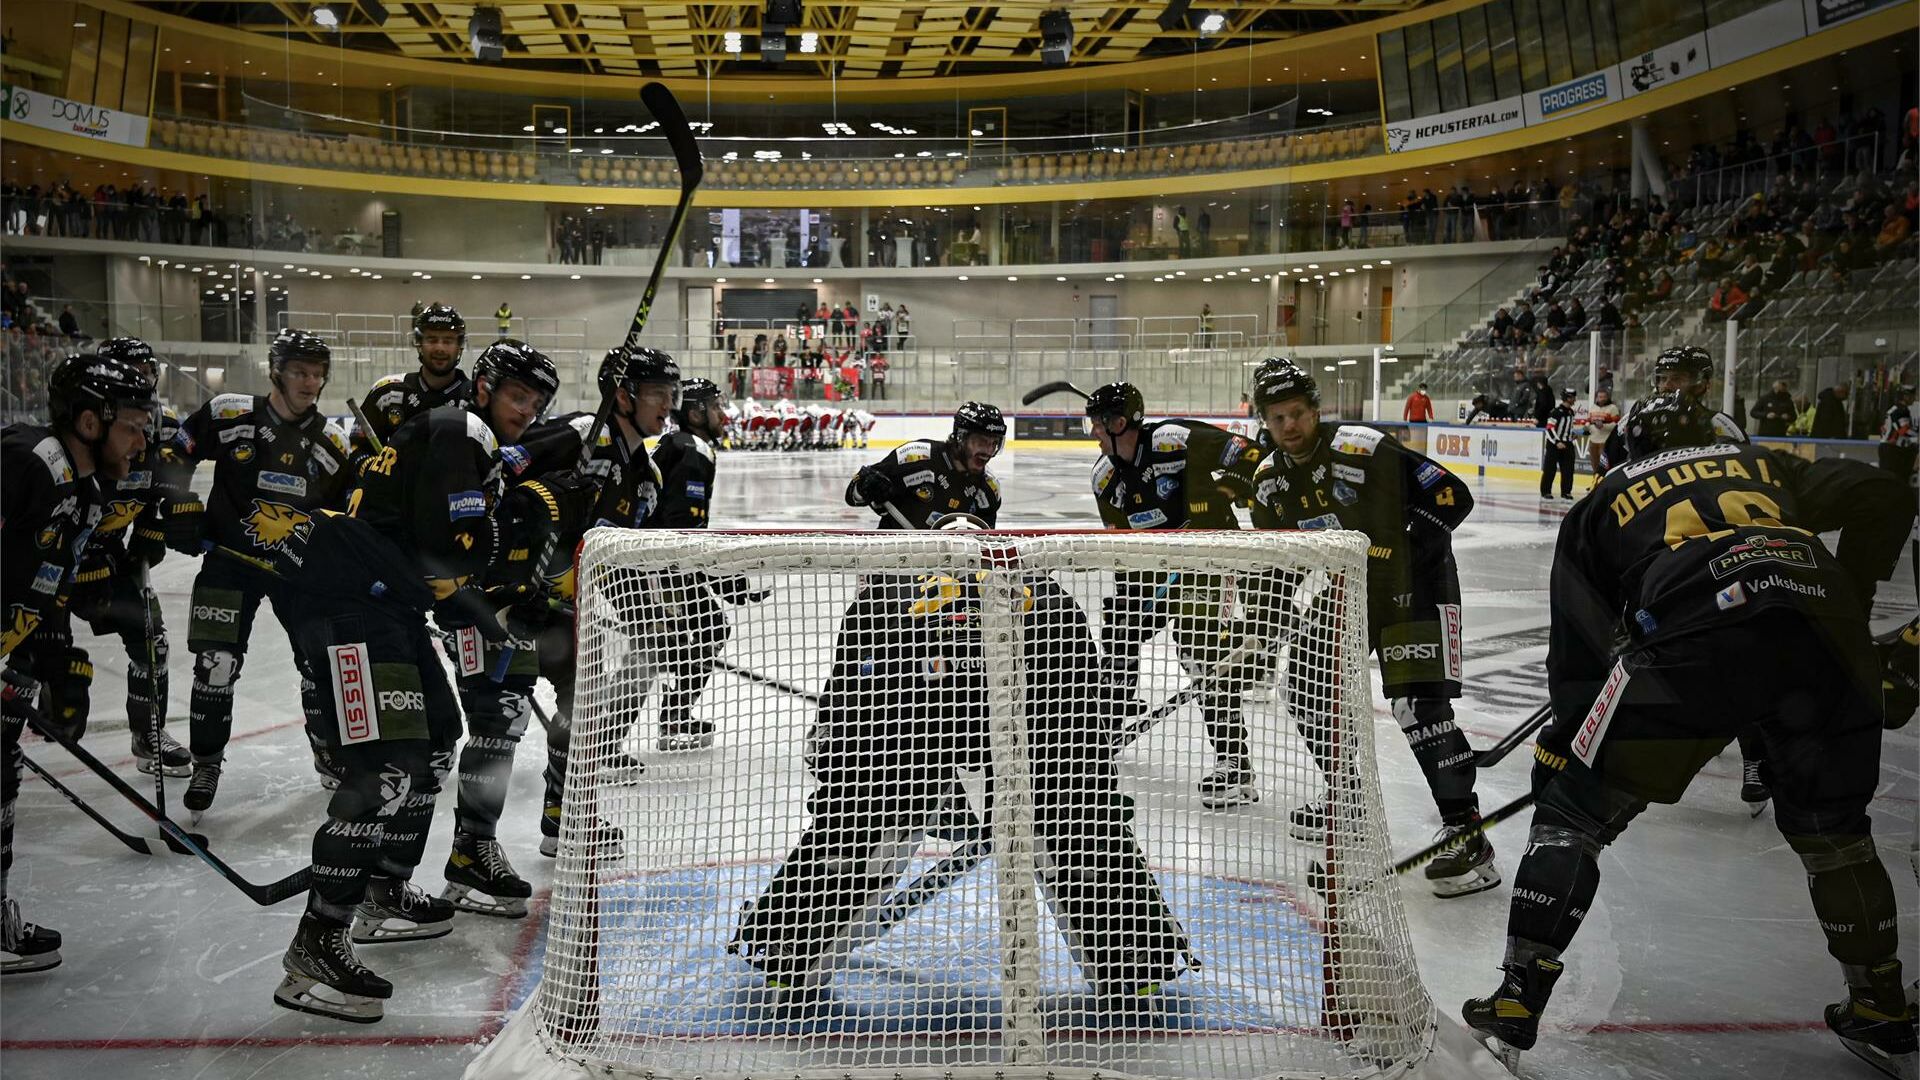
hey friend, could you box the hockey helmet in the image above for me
[599,345,682,409]
[949,401,1006,444]
[269,328,332,372]
[97,336,159,380]
[1621,390,1713,461]
[1084,381,1146,435]
[1651,345,1714,396]
[1253,358,1321,412]
[49,353,157,434]
[474,338,559,412]
[673,376,725,433]
[412,302,467,352]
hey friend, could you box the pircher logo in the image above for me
[1709,535,1815,579]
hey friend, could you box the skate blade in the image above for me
[0,949,62,975]
[189,809,206,826]
[273,973,384,1024]
[1201,787,1260,811]
[1838,1036,1918,1080]
[441,883,528,919]
[1429,863,1503,899]
[1747,799,1770,819]
[350,913,453,945]
[538,834,558,858]
[656,734,715,752]
[135,759,192,778]
[1465,1024,1527,1072]
[1288,822,1325,844]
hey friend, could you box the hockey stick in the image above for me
[1113,635,1268,749]
[876,499,916,530]
[138,566,171,826]
[1391,788,1537,875]
[1020,380,1092,407]
[30,718,310,905]
[1474,703,1552,769]
[712,659,819,704]
[20,753,208,856]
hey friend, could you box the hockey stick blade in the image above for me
[1474,703,1551,769]
[1020,380,1091,407]
[20,753,208,856]
[713,658,819,704]
[33,721,310,904]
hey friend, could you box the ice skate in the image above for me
[273,914,391,1023]
[656,718,715,752]
[444,832,532,918]
[1741,759,1770,818]
[182,758,222,822]
[351,876,456,944]
[312,745,344,791]
[1827,961,1919,1079]
[1198,758,1259,810]
[132,728,191,778]
[1424,814,1501,898]
[0,898,61,975]
[538,799,625,859]
[1463,955,1565,1069]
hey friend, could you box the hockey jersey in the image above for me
[346,404,507,599]
[0,424,103,658]
[653,430,717,528]
[351,368,473,462]
[1091,419,1261,532]
[847,439,1001,529]
[169,393,353,564]
[1249,423,1471,611]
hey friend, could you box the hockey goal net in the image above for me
[472,528,1483,1080]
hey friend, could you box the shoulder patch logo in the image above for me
[446,489,489,521]
[1152,425,1192,453]
[1331,425,1386,457]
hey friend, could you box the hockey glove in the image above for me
[163,495,208,555]
[710,573,771,606]
[853,464,895,506]
[69,552,115,624]
[1211,467,1254,504]
[1879,616,1918,730]
[32,646,92,743]
[128,516,169,567]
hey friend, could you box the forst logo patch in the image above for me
[1709,535,1815,579]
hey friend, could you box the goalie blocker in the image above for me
[730,570,1196,997]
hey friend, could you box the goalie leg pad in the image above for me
[1033,820,1196,996]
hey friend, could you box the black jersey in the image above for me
[352,368,473,460]
[846,439,1001,529]
[1091,419,1261,531]
[170,393,354,563]
[508,412,662,533]
[1249,423,1471,609]
[1546,442,1904,731]
[1,424,102,658]
[653,430,717,528]
[347,404,506,599]
[91,404,181,562]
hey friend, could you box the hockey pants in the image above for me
[1100,571,1252,763]
[185,555,296,763]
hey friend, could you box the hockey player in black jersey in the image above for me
[2,353,155,974]
[732,529,1196,997]
[68,337,192,777]
[442,344,669,903]
[644,376,768,752]
[1248,360,1498,898]
[1463,392,1916,1076]
[1081,381,1266,808]
[349,302,472,467]
[848,402,1004,529]
[161,329,355,815]
[266,337,584,1020]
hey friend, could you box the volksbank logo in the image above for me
[1537,74,1609,117]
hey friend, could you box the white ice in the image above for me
[1,443,1913,1080]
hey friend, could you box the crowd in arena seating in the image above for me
[1,180,327,251]
[0,264,78,416]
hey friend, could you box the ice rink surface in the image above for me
[1,441,1914,1080]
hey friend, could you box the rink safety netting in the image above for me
[476,528,1447,1080]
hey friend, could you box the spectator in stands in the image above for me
[1507,368,1535,420]
[1339,199,1356,248]
[1821,238,1867,282]
[869,352,890,400]
[1541,299,1569,346]
[1443,187,1464,243]
[1198,303,1214,349]
[1489,307,1514,349]
[1563,297,1588,337]
[1464,394,1496,424]
[1595,297,1624,341]
[1706,276,1749,322]
[1811,382,1850,438]
[1404,382,1435,423]
[1511,301,1537,344]
[57,304,80,341]
[772,336,789,366]
[1874,202,1912,259]
[1733,252,1766,294]
[1687,237,1730,282]
[1530,374,1554,427]
[893,304,911,351]
[1174,206,1191,257]
[1197,209,1211,256]
[1752,380,1798,437]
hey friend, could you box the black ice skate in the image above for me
[132,728,191,778]
[1827,960,1919,1079]
[538,799,625,859]
[351,876,456,944]
[656,718,716,752]
[1463,955,1565,1069]
[1289,800,1330,843]
[274,914,391,1023]
[444,832,532,918]
[182,758,223,822]
[1424,814,1501,898]
[0,898,62,975]
[1741,759,1771,818]
[1198,759,1260,810]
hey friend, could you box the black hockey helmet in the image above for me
[1651,345,1714,396]
[1621,390,1713,461]
[269,328,332,373]
[673,376,725,430]
[947,400,1006,465]
[600,345,683,408]
[474,338,559,411]
[1084,381,1146,433]
[49,352,157,434]
[1561,387,1578,401]
[412,302,467,352]
[97,336,158,379]
[1252,358,1320,412]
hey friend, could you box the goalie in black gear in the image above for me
[1463,392,1917,1076]
[69,337,191,778]
[1082,381,1267,809]
[846,401,1005,529]
[731,553,1196,998]
[265,337,581,1020]
[1248,359,1498,899]
[2,353,154,976]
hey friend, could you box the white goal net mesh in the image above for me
[477,527,1445,1080]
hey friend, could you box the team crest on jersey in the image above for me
[1155,475,1177,499]
[243,500,314,551]
[386,408,405,427]
[1332,480,1357,506]
[3,604,44,656]
[232,443,255,463]
[35,523,60,549]
[100,498,143,532]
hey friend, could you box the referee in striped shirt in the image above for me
[1540,387,1579,500]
